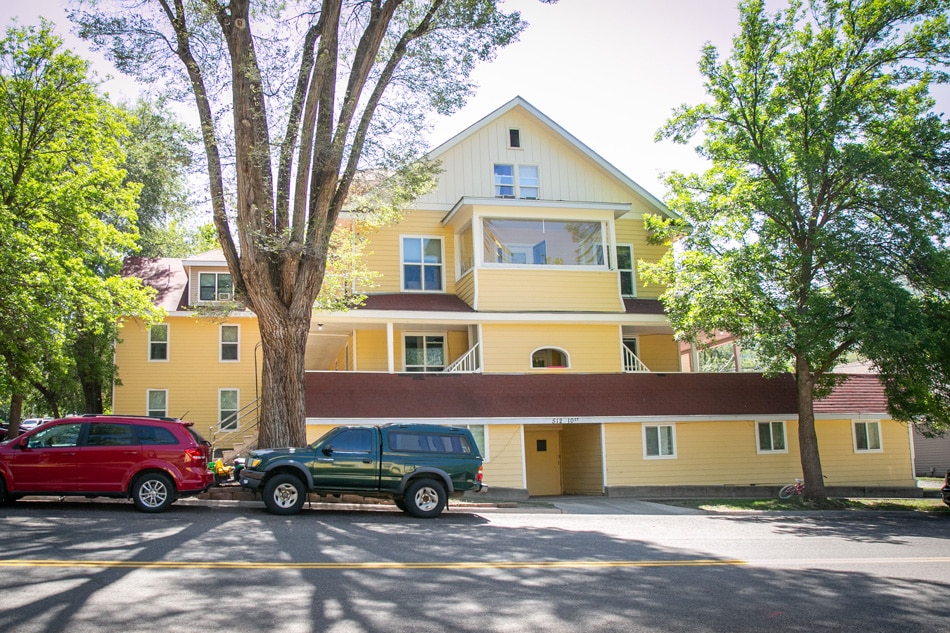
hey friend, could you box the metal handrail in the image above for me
[210,398,260,461]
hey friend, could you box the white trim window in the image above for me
[147,389,168,418]
[466,425,488,459]
[617,244,635,297]
[482,218,604,267]
[148,324,169,361]
[853,420,883,452]
[401,236,444,292]
[219,389,239,430]
[756,421,788,453]
[404,334,445,372]
[531,347,569,368]
[199,272,233,302]
[220,324,240,362]
[493,164,540,199]
[643,424,676,459]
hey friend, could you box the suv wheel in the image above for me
[263,473,306,515]
[404,478,446,518]
[132,472,175,512]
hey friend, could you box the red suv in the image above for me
[0,415,214,512]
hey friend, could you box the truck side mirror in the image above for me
[322,446,334,456]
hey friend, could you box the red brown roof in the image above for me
[304,372,887,420]
[358,293,475,312]
[121,257,188,311]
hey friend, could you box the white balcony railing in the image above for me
[623,346,650,373]
[445,343,481,373]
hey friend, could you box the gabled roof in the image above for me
[427,96,676,219]
[121,257,188,311]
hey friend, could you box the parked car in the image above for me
[941,469,950,508]
[0,414,214,512]
[240,424,485,517]
[0,424,8,442]
[18,418,53,433]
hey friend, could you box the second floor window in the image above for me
[402,237,443,291]
[483,218,603,266]
[405,334,445,372]
[220,325,239,361]
[148,324,168,361]
[199,272,233,301]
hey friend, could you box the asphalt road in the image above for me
[0,498,947,632]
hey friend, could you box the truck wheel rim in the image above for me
[274,482,299,508]
[414,486,439,512]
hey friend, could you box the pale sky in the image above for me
[2,0,946,200]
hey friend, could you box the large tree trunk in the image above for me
[795,357,827,498]
[255,312,311,448]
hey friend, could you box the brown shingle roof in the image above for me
[121,257,188,311]
[304,372,889,420]
[358,293,475,312]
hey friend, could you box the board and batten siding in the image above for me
[113,315,261,441]
[481,323,622,373]
[416,108,647,208]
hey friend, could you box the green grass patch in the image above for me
[660,497,949,513]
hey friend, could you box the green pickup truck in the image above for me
[238,424,485,517]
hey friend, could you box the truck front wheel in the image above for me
[263,473,307,515]
[404,478,446,518]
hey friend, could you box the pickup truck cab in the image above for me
[239,424,485,518]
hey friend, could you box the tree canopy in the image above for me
[0,21,160,426]
[71,0,553,447]
[646,0,950,497]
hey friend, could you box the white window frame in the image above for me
[643,424,677,459]
[853,420,883,453]
[616,244,636,297]
[755,421,788,454]
[400,236,445,292]
[403,332,446,372]
[220,324,240,362]
[148,324,169,362]
[147,389,168,418]
[219,388,240,431]
[465,424,489,460]
[493,163,515,198]
[482,217,606,269]
[198,271,233,302]
[518,164,539,199]
[530,347,570,369]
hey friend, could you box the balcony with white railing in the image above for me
[445,342,481,373]
[623,346,650,373]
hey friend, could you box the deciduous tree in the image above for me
[646,0,950,498]
[72,0,552,446]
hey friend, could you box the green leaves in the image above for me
[656,0,950,433]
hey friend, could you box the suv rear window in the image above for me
[389,431,473,455]
[135,425,180,445]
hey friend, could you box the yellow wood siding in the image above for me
[484,424,525,489]
[362,210,455,294]
[113,315,261,442]
[614,218,667,299]
[456,270,476,307]
[355,329,389,371]
[603,419,914,487]
[561,424,604,494]
[476,269,623,312]
[306,424,337,443]
[814,419,914,486]
[416,108,647,207]
[638,334,680,372]
[481,324,621,373]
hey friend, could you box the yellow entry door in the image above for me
[525,429,562,496]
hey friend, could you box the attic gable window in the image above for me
[493,164,515,197]
[493,164,540,199]
[508,128,521,148]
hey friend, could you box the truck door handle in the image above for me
[362,459,371,464]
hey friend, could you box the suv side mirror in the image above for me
[322,445,334,456]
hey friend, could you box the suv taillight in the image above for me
[185,448,205,464]
[477,465,483,482]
